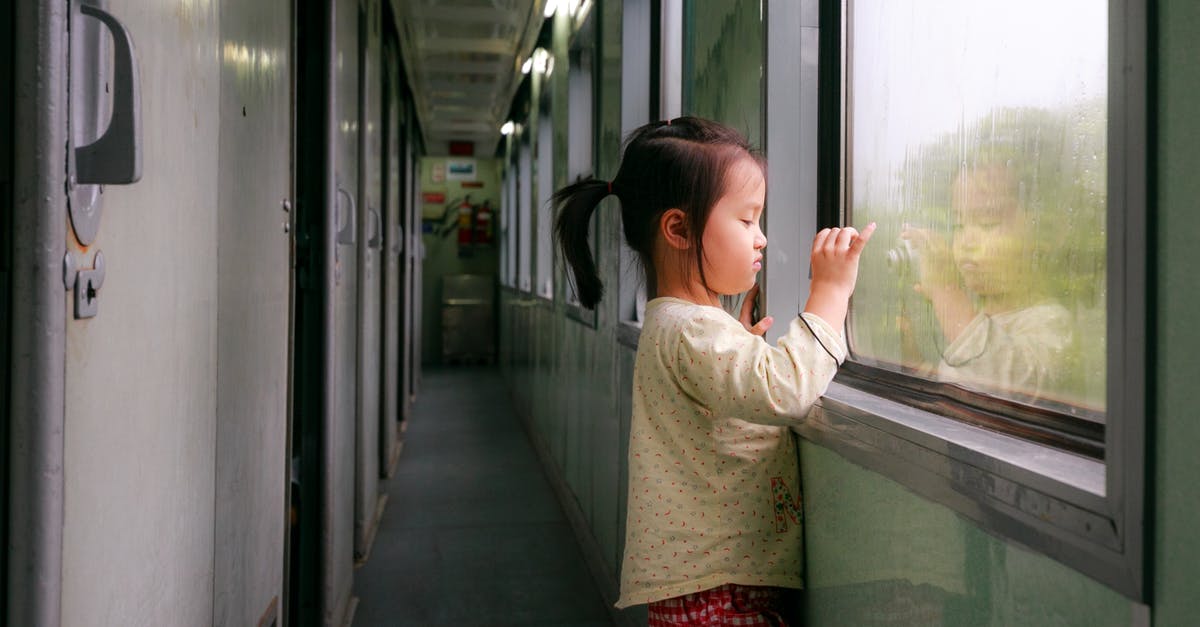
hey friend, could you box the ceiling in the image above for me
[394,0,547,156]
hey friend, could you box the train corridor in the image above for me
[352,367,614,626]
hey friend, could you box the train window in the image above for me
[682,0,763,150]
[501,158,517,288]
[565,13,598,319]
[536,95,555,300]
[517,132,533,293]
[617,0,653,330]
[681,0,763,321]
[839,0,1108,454]
[780,0,1147,598]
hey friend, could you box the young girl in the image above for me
[553,117,874,625]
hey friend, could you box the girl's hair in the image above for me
[553,116,762,309]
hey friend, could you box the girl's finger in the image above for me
[821,227,842,253]
[835,227,858,251]
[813,227,833,251]
[849,222,877,256]
[739,284,759,324]
[749,316,774,337]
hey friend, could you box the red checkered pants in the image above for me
[646,583,789,626]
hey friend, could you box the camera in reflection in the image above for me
[886,239,918,276]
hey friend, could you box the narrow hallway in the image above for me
[352,367,614,626]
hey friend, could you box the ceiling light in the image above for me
[543,0,557,18]
[533,48,548,74]
[521,57,533,74]
[500,121,515,135]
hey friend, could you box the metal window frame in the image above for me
[769,0,1148,600]
[564,7,600,328]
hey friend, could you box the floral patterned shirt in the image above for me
[616,297,846,608]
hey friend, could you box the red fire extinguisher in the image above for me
[456,197,474,246]
[473,200,493,245]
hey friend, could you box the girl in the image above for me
[554,117,874,625]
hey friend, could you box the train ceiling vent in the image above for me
[393,0,548,155]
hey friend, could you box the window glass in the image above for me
[501,165,516,287]
[682,0,762,147]
[518,135,533,292]
[565,33,597,307]
[846,0,1107,417]
[537,102,555,298]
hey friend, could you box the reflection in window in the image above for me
[846,0,1107,418]
[566,37,594,307]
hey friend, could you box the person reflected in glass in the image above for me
[899,163,1072,400]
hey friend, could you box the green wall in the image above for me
[418,156,501,365]
[498,1,1200,625]
[1152,0,1200,623]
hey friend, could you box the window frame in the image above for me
[764,0,1147,600]
[563,9,600,327]
[535,85,555,302]
[517,128,534,294]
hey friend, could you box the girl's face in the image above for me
[699,157,767,295]
[950,168,1029,299]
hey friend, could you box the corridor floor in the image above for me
[352,366,614,626]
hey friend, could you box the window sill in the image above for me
[566,302,597,327]
[616,320,642,348]
[796,379,1135,596]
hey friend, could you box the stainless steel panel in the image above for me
[9,2,67,624]
[61,1,219,623]
[325,0,359,621]
[379,44,401,477]
[213,0,292,624]
[354,0,382,560]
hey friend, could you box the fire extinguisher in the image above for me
[473,200,493,245]
[456,197,474,246]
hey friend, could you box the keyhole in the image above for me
[86,279,97,303]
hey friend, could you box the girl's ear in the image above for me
[659,208,690,250]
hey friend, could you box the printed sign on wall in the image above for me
[446,159,477,181]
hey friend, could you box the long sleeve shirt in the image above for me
[616,297,846,608]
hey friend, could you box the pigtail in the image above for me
[553,178,611,309]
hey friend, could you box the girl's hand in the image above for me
[739,283,773,337]
[810,223,877,299]
[804,223,877,330]
[899,224,958,296]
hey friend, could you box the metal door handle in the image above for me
[336,187,356,245]
[367,206,382,249]
[75,3,141,185]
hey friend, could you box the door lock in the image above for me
[63,250,107,319]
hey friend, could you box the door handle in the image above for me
[336,187,357,245]
[367,206,382,250]
[74,3,141,185]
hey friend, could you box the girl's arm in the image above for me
[803,224,876,330]
[674,309,847,424]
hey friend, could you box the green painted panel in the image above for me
[799,442,1133,625]
[1153,0,1200,624]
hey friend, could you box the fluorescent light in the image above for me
[521,57,533,74]
[500,121,515,135]
[533,48,548,74]
[543,0,557,18]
